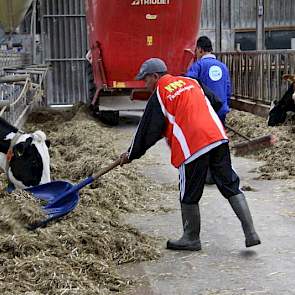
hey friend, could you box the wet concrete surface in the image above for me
[114,112,295,295]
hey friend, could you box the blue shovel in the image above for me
[26,158,121,230]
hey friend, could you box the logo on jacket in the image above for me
[131,0,170,5]
[209,66,223,81]
[164,80,195,101]
[165,80,186,92]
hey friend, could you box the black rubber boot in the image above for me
[229,193,261,247]
[167,203,201,251]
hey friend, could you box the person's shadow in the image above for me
[239,250,258,259]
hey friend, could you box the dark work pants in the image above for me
[179,143,242,204]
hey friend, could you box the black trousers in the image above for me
[179,143,242,204]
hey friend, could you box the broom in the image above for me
[226,125,276,156]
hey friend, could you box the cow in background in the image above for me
[0,117,51,189]
[267,74,295,126]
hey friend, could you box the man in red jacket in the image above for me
[120,58,261,251]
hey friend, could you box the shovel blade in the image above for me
[26,176,95,229]
[26,181,80,229]
[26,181,73,205]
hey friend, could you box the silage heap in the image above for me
[227,110,295,180]
[0,105,160,295]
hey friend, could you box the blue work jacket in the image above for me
[186,54,231,119]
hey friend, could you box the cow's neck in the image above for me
[0,117,19,155]
[0,118,18,136]
[0,132,18,154]
[0,131,24,173]
[0,132,15,171]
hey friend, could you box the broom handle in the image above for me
[225,125,251,141]
[92,158,122,180]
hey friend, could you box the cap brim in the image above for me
[135,72,146,80]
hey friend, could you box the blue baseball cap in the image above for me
[136,58,168,80]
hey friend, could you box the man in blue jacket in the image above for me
[186,36,231,125]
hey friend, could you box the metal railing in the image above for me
[0,65,48,127]
[217,50,295,105]
[0,50,31,76]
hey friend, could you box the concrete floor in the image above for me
[114,112,295,295]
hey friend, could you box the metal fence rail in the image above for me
[217,50,295,104]
[0,50,31,76]
[0,65,48,128]
[0,81,24,123]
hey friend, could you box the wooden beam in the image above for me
[256,0,265,50]
[230,97,269,118]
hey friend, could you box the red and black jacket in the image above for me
[128,75,227,167]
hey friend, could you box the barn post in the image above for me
[215,0,222,52]
[256,0,265,50]
[31,0,37,64]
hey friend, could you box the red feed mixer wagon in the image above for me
[85,0,202,124]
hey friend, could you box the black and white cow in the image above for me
[268,75,295,126]
[0,117,51,189]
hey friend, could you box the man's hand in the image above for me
[119,152,131,166]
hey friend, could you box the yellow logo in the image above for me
[165,80,186,93]
[147,36,153,46]
[113,81,126,88]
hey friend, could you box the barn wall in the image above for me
[200,0,295,51]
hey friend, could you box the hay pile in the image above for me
[0,104,161,294]
[227,110,295,179]
[0,189,46,233]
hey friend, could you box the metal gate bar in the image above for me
[0,65,48,127]
[41,0,89,105]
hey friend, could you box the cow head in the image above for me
[7,130,51,189]
[0,117,51,189]
[267,82,295,126]
[283,74,295,104]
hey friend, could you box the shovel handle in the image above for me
[225,125,251,141]
[92,158,122,180]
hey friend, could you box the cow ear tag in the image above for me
[6,149,13,162]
